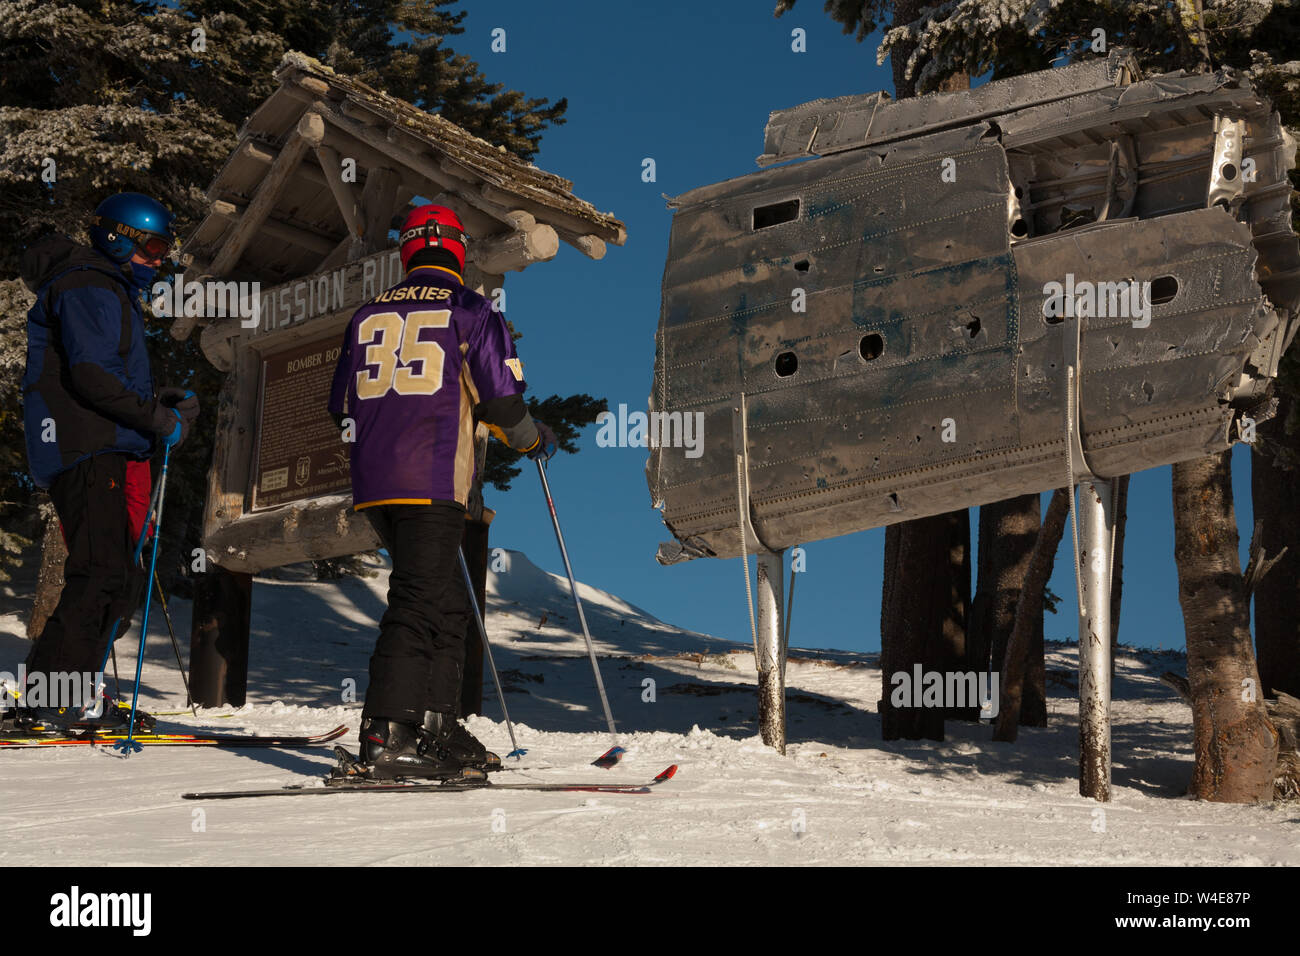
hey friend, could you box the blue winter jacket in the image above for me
[21,236,163,489]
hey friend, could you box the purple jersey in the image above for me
[328,267,526,509]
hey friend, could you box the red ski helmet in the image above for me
[399,205,468,274]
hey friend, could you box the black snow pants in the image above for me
[362,501,470,724]
[26,453,144,683]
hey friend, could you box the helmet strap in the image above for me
[399,221,468,254]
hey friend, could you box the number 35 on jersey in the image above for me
[354,309,450,400]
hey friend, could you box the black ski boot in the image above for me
[94,697,157,733]
[439,716,502,772]
[357,716,475,781]
[5,700,155,735]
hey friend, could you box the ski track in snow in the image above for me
[1,549,1296,866]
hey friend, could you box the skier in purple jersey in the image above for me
[328,205,556,779]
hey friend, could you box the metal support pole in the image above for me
[755,550,786,755]
[1077,478,1114,801]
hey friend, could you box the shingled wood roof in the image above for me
[180,51,625,287]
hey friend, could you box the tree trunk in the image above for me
[459,515,490,718]
[879,515,948,740]
[189,565,253,708]
[1109,474,1131,675]
[1252,389,1300,699]
[973,495,1045,724]
[995,490,1069,741]
[1023,547,1048,728]
[889,0,923,98]
[27,503,65,641]
[941,508,974,719]
[1171,0,1212,73]
[1172,452,1278,802]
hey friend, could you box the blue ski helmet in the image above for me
[89,192,175,264]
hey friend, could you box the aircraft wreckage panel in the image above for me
[650,61,1300,563]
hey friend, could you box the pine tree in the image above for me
[482,393,609,491]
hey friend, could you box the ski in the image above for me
[182,763,678,800]
[0,724,350,749]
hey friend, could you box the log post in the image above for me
[755,550,787,754]
[189,565,253,707]
[27,503,66,641]
[460,514,491,718]
[208,118,314,275]
[1077,478,1115,801]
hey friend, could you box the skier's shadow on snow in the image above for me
[212,747,340,777]
[240,573,387,703]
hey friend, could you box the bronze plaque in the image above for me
[251,334,351,510]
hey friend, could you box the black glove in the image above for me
[158,386,199,421]
[526,421,557,462]
[151,407,189,451]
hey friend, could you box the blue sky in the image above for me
[445,0,1254,654]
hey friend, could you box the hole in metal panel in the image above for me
[793,259,810,272]
[1150,275,1178,304]
[965,315,982,339]
[1220,163,1238,182]
[859,333,884,361]
[753,199,800,230]
[774,351,798,377]
[1011,218,1029,238]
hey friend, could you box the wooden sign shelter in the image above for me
[171,52,624,706]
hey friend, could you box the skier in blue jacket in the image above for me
[17,193,199,725]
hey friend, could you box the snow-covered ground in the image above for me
[1,549,1295,866]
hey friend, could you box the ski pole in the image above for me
[457,547,525,759]
[154,569,196,716]
[115,443,171,756]
[535,460,618,742]
[85,466,164,718]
